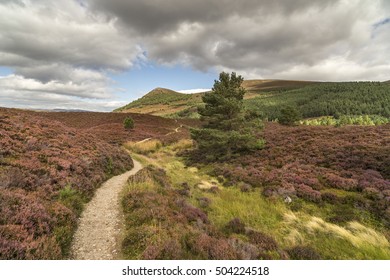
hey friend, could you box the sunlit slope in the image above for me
[115,80,316,117]
[116,80,390,120]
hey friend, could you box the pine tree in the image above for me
[191,72,264,161]
[278,105,302,126]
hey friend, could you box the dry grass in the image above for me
[121,104,190,116]
[124,139,162,154]
[170,139,194,151]
[282,211,390,259]
[122,134,390,259]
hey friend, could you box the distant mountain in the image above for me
[33,108,91,112]
[52,109,91,112]
[115,79,317,117]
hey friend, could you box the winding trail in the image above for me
[70,159,143,260]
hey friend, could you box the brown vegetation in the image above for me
[122,166,283,260]
[0,107,192,259]
[213,122,390,226]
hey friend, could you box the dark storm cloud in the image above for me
[90,0,390,81]
[90,0,335,34]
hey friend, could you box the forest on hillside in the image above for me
[246,82,390,120]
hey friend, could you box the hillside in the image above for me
[28,110,196,144]
[245,81,390,120]
[116,80,390,121]
[115,79,317,117]
[115,87,204,117]
[0,108,192,259]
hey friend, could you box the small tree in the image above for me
[278,105,302,126]
[191,72,264,161]
[123,116,134,130]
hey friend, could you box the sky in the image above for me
[0,0,389,111]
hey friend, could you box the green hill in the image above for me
[116,80,390,121]
[115,80,316,117]
[115,87,204,117]
[245,81,390,120]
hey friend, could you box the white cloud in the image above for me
[0,0,142,110]
[177,88,210,94]
[1,0,390,111]
[0,74,112,99]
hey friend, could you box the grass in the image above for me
[122,139,390,259]
[124,139,162,154]
[115,80,316,118]
[115,88,203,116]
[282,212,390,259]
[116,81,390,122]
[300,115,390,126]
[200,188,286,235]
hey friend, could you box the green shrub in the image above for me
[123,117,134,129]
[225,218,246,234]
[287,246,322,260]
[279,105,302,126]
[58,185,84,216]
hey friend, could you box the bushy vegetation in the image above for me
[123,117,134,129]
[0,108,135,259]
[301,115,390,126]
[278,105,302,126]
[121,165,283,259]
[124,134,390,259]
[214,123,390,229]
[31,110,189,144]
[122,166,228,259]
[246,82,390,120]
[116,81,390,124]
[0,107,198,260]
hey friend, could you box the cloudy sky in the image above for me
[0,0,389,111]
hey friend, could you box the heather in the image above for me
[30,110,195,144]
[129,124,390,259]
[213,123,390,228]
[121,165,283,260]
[0,108,135,259]
[115,81,390,122]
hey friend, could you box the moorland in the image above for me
[1,78,389,260]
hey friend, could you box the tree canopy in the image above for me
[191,72,264,161]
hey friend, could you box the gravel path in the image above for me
[70,159,142,260]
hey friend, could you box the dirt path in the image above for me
[136,137,152,144]
[165,125,183,136]
[70,159,143,260]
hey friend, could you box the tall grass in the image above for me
[282,212,390,259]
[123,136,390,259]
[124,139,162,154]
[203,188,286,235]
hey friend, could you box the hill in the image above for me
[117,80,390,121]
[245,81,390,120]
[115,87,203,117]
[115,79,317,117]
